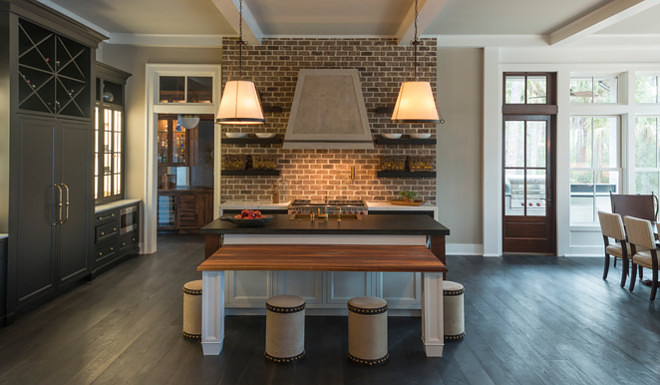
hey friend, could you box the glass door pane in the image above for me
[504,119,549,217]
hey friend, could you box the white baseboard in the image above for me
[446,243,483,255]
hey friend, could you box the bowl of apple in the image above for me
[222,209,273,227]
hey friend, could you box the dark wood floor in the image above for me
[1,235,659,385]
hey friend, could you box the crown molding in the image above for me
[106,33,225,48]
[34,0,110,38]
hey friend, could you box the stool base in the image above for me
[264,350,305,364]
[182,331,201,340]
[444,332,465,341]
[347,352,389,366]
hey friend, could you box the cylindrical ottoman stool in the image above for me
[182,280,203,339]
[347,296,389,366]
[265,295,306,363]
[443,280,465,341]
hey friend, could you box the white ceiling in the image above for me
[40,0,660,45]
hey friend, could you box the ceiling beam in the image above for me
[548,0,660,46]
[395,0,449,46]
[211,0,263,45]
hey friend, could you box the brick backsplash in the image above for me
[220,37,437,204]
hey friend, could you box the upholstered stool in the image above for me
[443,280,465,341]
[182,280,202,339]
[265,295,306,363]
[347,296,389,365]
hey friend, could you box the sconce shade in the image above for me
[177,114,200,129]
[216,80,265,125]
[391,81,440,124]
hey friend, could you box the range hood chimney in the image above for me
[283,69,374,149]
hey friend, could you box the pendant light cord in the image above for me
[413,0,419,81]
[238,0,246,80]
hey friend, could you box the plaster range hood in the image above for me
[283,69,374,149]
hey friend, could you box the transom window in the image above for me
[504,73,549,104]
[570,75,618,104]
[635,75,660,104]
[158,76,213,104]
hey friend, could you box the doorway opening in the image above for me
[502,73,557,254]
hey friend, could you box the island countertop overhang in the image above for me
[201,214,450,236]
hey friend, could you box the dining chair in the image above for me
[623,216,659,301]
[597,211,630,288]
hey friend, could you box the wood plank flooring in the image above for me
[1,234,658,385]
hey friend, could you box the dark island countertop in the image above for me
[201,214,450,236]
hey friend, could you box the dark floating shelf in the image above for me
[377,171,436,178]
[222,169,281,176]
[222,135,283,144]
[374,137,436,145]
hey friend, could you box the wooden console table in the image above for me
[198,244,448,357]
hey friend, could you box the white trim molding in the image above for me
[144,64,221,254]
[107,34,225,48]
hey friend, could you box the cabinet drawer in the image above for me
[95,243,117,263]
[96,210,118,224]
[118,232,139,253]
[96,222,118,243]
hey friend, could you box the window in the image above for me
[634,116,660,194]
[570,75,618,103]
[158,76,213,103]
[635,75,660,104]
[569,116,620,224]
[504,73,548,104]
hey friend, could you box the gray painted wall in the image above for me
[436,48,484,245]
[96,43,221,200]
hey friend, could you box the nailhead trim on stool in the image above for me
[443,280,465,341]
[347,296,389,366]
[265,295,306,364]
[182,280,202,340]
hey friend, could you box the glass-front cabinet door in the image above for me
[94,64,130,205]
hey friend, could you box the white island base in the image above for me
[198,234,446,357]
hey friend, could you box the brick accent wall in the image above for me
[220,37,438,203]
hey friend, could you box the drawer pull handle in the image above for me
[111,213,115,217]
[132,237,136,242]
[121,242,126,246]
[112,227,117,231]
[110,247,114,251]
[100,232,105,236]
[98,252,103,256]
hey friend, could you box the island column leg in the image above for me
[201,271,225,355]
[421,272,444,357]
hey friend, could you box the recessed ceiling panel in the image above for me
[249,0,409,36]
[597,4,660,34]
[425,0,611,35]
[46,0,234,34]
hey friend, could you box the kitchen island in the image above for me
[199,214,450,357]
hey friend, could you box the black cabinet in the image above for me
[1,1,106,323]
[0,237,7,325]
[11,114,92,312]
[92,202,140,277]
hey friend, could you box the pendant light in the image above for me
[391,0,443,124]
[216,0,265,125]
[177,114,200,129]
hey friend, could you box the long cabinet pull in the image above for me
[53,184,63,226]
[61,182,70,223]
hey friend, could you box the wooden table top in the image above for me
[198,244,448,273]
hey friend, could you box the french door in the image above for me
[502,115,556,254]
